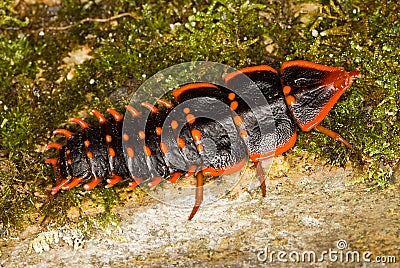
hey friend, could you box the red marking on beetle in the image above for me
[202,157,246,176]
[107,108,123,122]
[123,133,129,141]
[51,178,69,195]
[167,172,182,184]
[224,65,277,83]
[228,92,236,101]
[92,109,107,124]
[106,134,112,143]
[173,82,219,101]
[47,143,63,151]
[84,177,102,190]
[240,129,248,139]
[86,151,93,159]
[148,177,163,189]
[141,102,159,113]
[155,127,162,136]
[84,140,90,147]
[286,95,296,106]
[191,129,202,142]
[45,158,58,166]
[106,175,122,188]
[53,129,74,139]
[234,115,243,127]
[108,147,115,157]
[196,144,204,152]
[160,142,168,154]
[186,114,196,124]
[171,120,179,130]
[283,86,291,95]
[70,117,90,129]
[128,177,143,190]
[125,105,141,118]
[138,131,145,139]
[177,137,185,148]
[157,99,174,109]
[143,146,152,157]
[185,165,197,177]
[62,177,83,190]
[183,107,190,114]
[230,101,238,111]
[126,147,134,158]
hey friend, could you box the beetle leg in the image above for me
[255,161,269,197]
[314,125,369,161]
[188,172,204,220]
[314,125,355,151]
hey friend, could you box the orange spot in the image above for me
[138,131,145,139]
[127,147,134,158]
[108,147,115,157]
[155,127,162,136]
[160,142,168,154]
[191,129,202,141]
[283,85,291,95]
[234,115,243,127]
[66,149,71,155]
[240,129,248,139]
[228,92,236,101]
[230,101,238,111]
[67,159,72,165]
[144,145,152,156]
[196,144,204,152]
[123,133,129,141]
[86,151,93,159]
[186,114,196,124]
[177,137,185,148]
[105,135,112,143]
[286,95,296,106]
[171,120,179,130]
[183,107,190,114]
[84,140,90,147]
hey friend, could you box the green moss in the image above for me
[0,0,399,231]
[285,0,400,188]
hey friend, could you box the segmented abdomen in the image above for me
[46,66,296,194]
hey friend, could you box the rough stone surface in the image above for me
[1,155,399,267]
